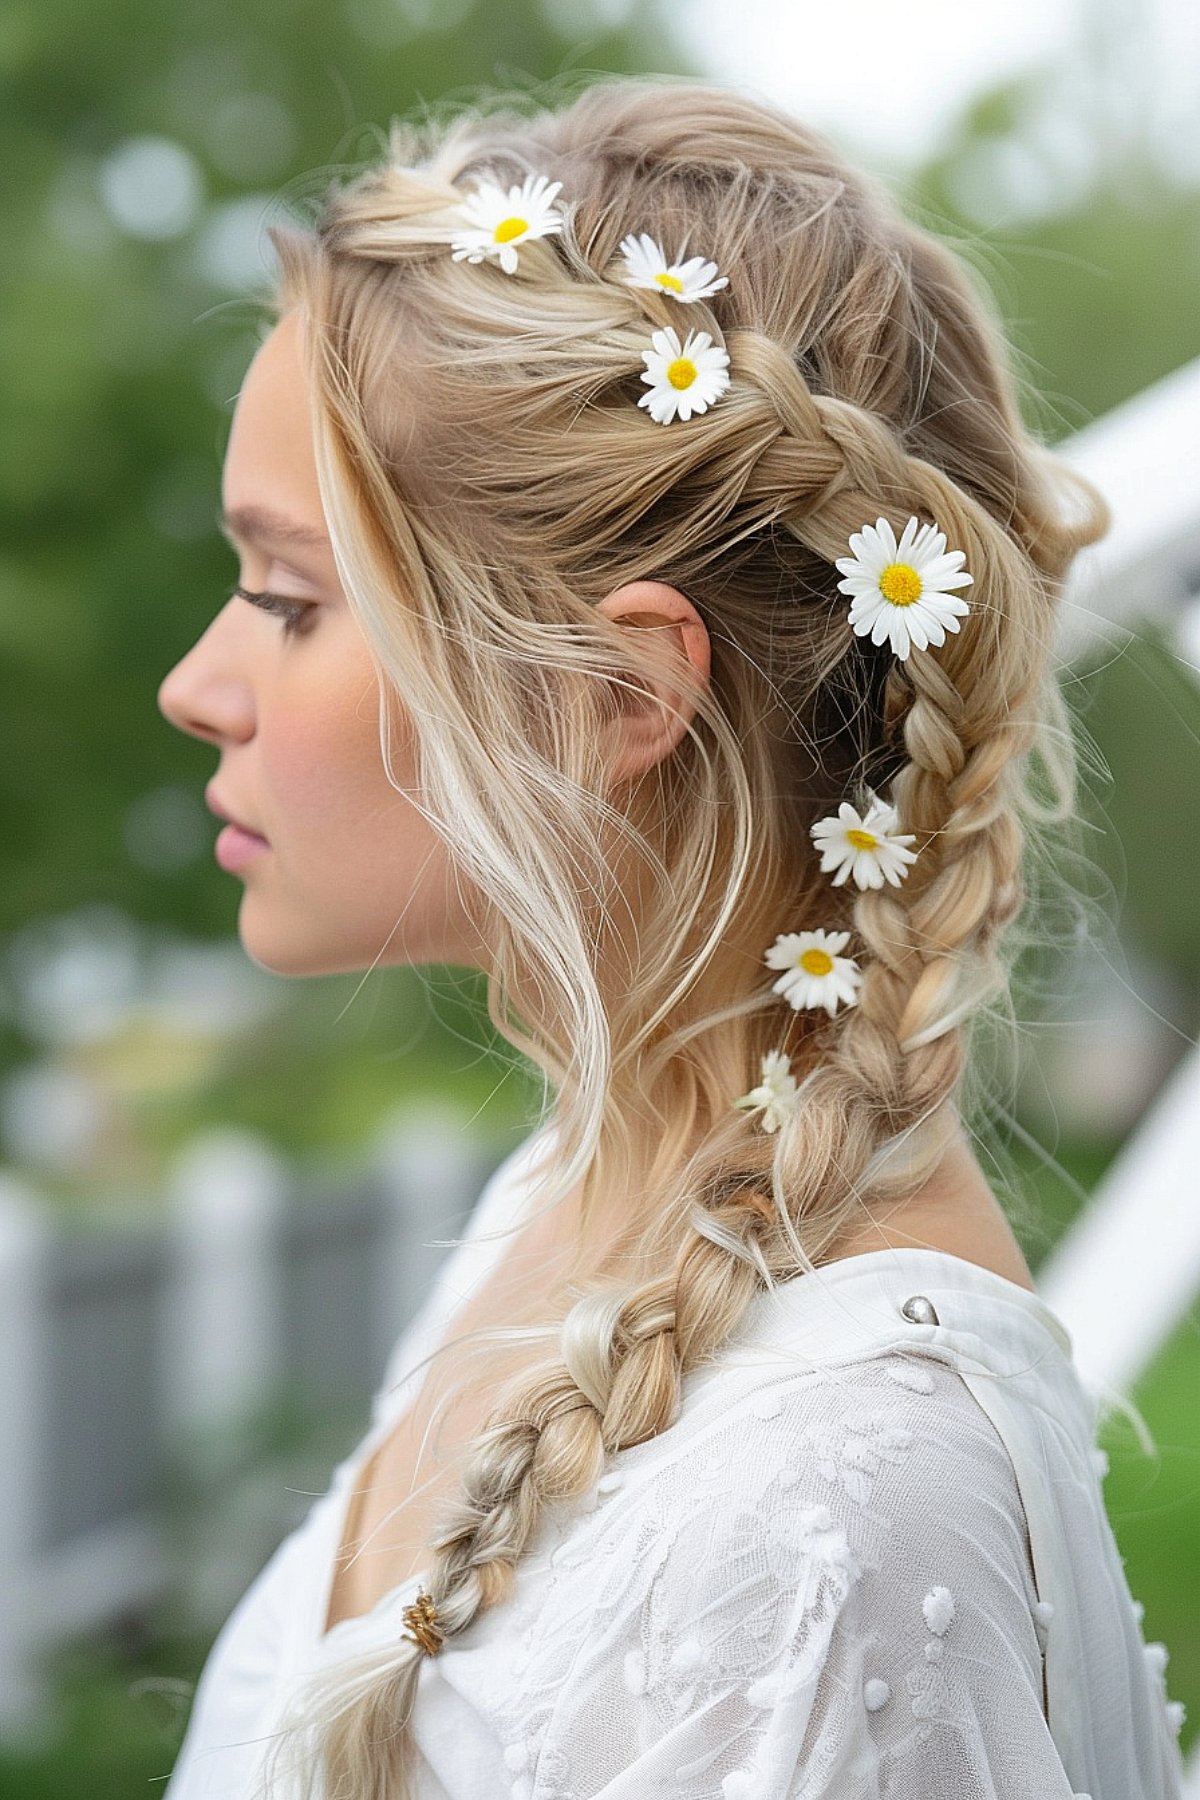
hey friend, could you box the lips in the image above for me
[205,783,268,841]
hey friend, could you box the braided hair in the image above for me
[249,76,1109,1799]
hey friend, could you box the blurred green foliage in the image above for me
[1076,625,1200,985]
[1103,1308,1200,1762]
[0,1626,214,1799]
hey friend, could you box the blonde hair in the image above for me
[248,76,1109,1798]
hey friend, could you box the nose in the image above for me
[157,608,255,748]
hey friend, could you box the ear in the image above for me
[594,580,711,786]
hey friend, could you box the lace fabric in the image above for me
[164,1128,1188,1799]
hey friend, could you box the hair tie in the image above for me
[401,1589,446,1657]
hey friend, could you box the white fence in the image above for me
[0,1105,503,1748]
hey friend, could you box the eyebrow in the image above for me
[217,504,330,553]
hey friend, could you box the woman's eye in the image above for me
[230,584,316,639]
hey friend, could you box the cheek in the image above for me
[259,647,370,809]
[262,650,426,847]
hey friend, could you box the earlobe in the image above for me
[594,580,711,786]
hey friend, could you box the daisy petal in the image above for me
[837,513,973,661]
[637,324,731,425]
[448,171,567,273]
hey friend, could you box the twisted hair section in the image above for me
[245,78,1110,1800]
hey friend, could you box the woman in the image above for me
[156,77,1186,1800]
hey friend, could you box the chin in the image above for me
[235,912,364,979]
[235,913,444,979]
[234,883,488,977]
[240,939,345,979]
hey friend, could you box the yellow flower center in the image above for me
[846,829,878,851]
[655,272,685,292]
[493,216,527,243]
[878,562,922,607]
[666,356,697,390]
[799,948,834,977]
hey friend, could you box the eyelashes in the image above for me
[229,583,316,638]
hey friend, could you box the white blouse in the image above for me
[164,1125,1188,1800]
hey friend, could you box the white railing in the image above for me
[1038,1044,1200,1795]
[1037,1041,1200,1399]
[1053,351,1200,666]
[1049,349,1200,1796]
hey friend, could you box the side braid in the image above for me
[701,338,1048,1082]
[644,335,1070,1201]
[428,1207,768,1608]
[840,480,1052,1106]
[256,1209,773,1799]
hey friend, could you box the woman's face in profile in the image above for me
[157,308,487,978]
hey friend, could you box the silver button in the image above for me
[900,1294,940,1325]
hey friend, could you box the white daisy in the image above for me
[638,326,731,424]
[834,515,973,661]
[810,792,919,890]
[732,1048,797,1134]
[618,232,729,304]
[449,173,565,274]
[764,928,862,1018]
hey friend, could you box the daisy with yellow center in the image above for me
[835,515,973,661]
[732,1048,797,1134]
[810,792,919,890]
[764,928,862,1017]
[449,173,565,275]
[618,232,729,304]
[638,326,731,424]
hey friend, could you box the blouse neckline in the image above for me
[311,1132,1075,1657]
[739,1241,1071,1356]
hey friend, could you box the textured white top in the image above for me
[165,1125,1187,1800]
